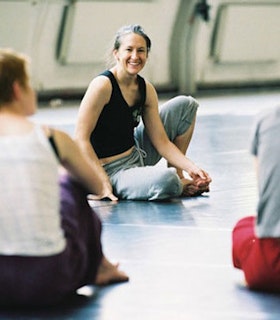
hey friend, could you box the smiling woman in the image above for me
[74,24,212,201]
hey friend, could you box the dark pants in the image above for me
[0,175,103,306]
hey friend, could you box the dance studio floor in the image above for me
[1,90,280,319]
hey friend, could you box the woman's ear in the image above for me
[113,49,119,61]
[12,81,22,101]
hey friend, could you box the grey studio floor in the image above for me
[1,90,280,320]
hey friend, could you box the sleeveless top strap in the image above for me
[48,130,60,160]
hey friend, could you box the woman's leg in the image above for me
[111,165,182,200]
[135,95,208,197]
[0,175,102,307]
[59,174,128,286]
[59,174,103,285]
[0,175,127,307]
[134,95,198,166]
[104,147,182,200]
[158,96,210,196]
[171,113,196,179]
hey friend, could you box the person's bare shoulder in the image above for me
[81,74,112,110]
[88,74,112,98]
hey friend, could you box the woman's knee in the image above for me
[162,95,198,114]
[160,95,198,138]
[176,95,198,107]
[178,96,198,124]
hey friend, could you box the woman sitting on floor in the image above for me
[0,48,128,307]
[74,24,211,201]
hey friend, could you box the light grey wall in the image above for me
[1,0,280,94]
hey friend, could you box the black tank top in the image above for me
[90,70,146,158]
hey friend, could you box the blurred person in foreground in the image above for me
[232,105,280,292]
[0,48,128,307]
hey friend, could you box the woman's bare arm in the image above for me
[53,128,117,200]
[143,81,211,183]
[73,77,118,200]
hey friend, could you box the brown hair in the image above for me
[0,48,30,105]
[113,24,151,53]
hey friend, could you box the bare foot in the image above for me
[95,257,129,286]
[181,178,210,197]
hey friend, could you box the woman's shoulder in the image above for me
[144,79,157,96]
[88,72,113,95]
[0,120,38,139]
[99,70,113,78]
[93,70,115,84]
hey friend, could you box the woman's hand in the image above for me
[185,160,212,190]
[88,180,118,201]
[181,164,212,197]
[190,166,212,184]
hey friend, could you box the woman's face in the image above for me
[114,33,148,75]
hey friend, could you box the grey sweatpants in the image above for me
[103,95,198,200]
